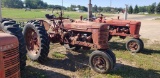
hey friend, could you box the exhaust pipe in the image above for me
[0,0,2,31]
[0,0,2,22]
[88,0,92,20]
[124,4,128,20]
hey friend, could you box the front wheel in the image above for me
[89,50,114,74]
[137,38,144,50]
[126,38,143,53]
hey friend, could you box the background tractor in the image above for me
[85,12,144,53]
[0,0,27,78]
[22,10,116,74]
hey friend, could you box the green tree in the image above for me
[156,2,160,14]
[148,2,156,14]
[128,5,133,14]
[2,0,23,8]
[98,6,103,12]
[139,6,147,13]
[25,0,48,9]
[92,5,98,12]
[79,6,87,12]
[70,5,76,11]
[134,5,139,14]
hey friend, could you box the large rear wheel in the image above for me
[1,18,27,70]
[23,20,50,62]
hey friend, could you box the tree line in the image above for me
[2,0,48,9]
[128,2,160,14]
[1,0,160,14]
[1,0,123,12]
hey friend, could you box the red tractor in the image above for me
[93,14,144,53]
[0,0,27,77]
[22,11,116,74]
[0,19,27,78]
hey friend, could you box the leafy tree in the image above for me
[92,5,98,12]
[2,0,23,8]
[134,5,139,14]
[98,6,103,12]
[25,0,48,9]
[156,2,160,14]
[70,5,76,11]
[77,6,87,12]
[77,5,81,9]
[128,5,133,14]
[148,2,156,14]
[139,6,147,13]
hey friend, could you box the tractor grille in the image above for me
[4,55,19,68]
[5,64,20,78]
[2,47,20,78]
[3,47,19,58]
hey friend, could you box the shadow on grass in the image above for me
[109,42,160,55]
[21,66,70,78]
[41,50,92,72]
[110,63,160,78]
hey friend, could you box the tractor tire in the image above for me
[1,19,27,70]
[23,20,50,62]
[137,38,144,51]
[106,49,116,68]
[126,38,143,53]
[89,50,113,74]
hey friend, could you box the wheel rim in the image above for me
[128,41,139,51]
[92,56,107,70]
[25,28,40,55]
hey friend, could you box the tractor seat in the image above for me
[45,14,55,19]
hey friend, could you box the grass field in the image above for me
[1,8,112,22]
[2,8,87,21]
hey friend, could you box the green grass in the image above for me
[1,8,111,22]
[52,52,66,59]
[2,8,46,20]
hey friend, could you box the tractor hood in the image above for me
[63,22,109,32]
[0,33,18,52]
[105,19,141,26]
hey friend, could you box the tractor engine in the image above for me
[105,19,141,38]
[62,22,110,50]
[63,31,93,50]
[0,33,20,78]
[109,26,130,34]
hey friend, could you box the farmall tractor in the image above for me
[0,0,27,77]
[22,10,116,73]
[92,13,144,53]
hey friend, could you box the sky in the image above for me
[42,0,160,8]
